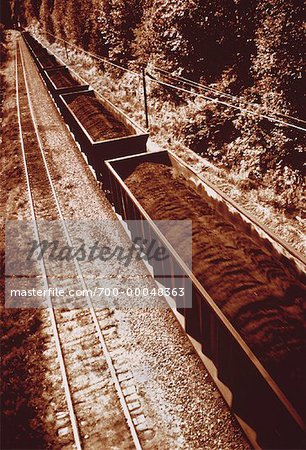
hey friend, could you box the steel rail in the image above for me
[15,40,82,450]
[18,38,143,450]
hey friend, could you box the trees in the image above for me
[253,0,304,116]
[1,0,13,27]
[89,0,143,62]
[132,0,255,87]
[11,0,305,180]
[39,0,54,38]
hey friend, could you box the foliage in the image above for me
[10,0,306,212]
[39,0,54,37]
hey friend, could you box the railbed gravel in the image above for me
[20,38,250,449]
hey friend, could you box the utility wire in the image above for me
[153,65,306,126]
[40,30,141,77]
[37,30,306,131]
[146,72,306,132]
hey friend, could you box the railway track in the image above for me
[16,39,145,450]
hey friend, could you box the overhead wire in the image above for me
[146,72,306,132]
[153,65,306,126]
[40,30,141,77]
[36,30,306,132]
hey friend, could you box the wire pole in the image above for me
[142,67,149,130]
[64,41,69,61]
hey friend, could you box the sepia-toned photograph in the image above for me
[0,1,305,449]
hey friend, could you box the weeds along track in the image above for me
[16,40,144,450]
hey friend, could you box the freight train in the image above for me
[21,31,306,449]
